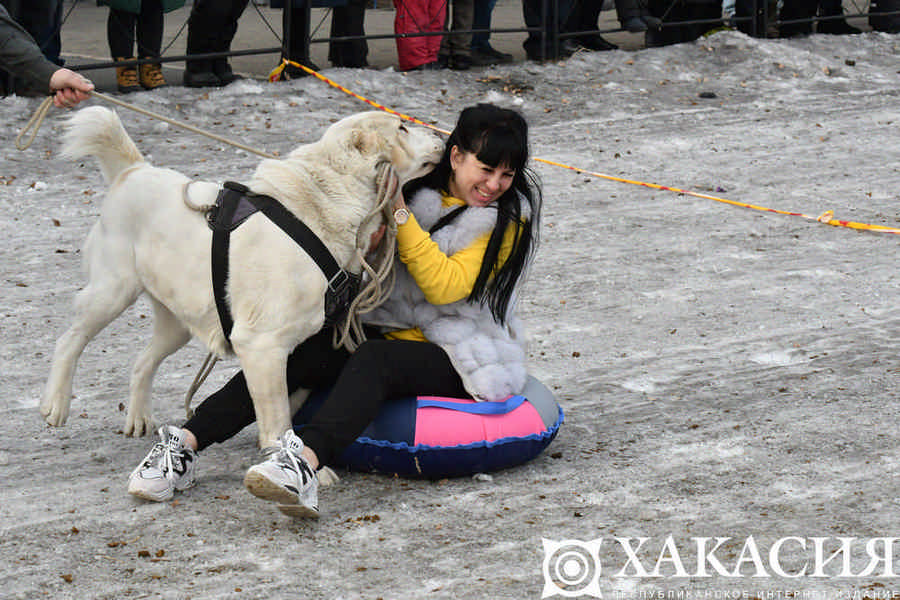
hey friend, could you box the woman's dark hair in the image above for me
[403,103,542,324]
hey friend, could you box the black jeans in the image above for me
[185,328,469,466]
[185,0,250,73]
[107,1,164,60]
[522,0,573,58]
[328,0,369,67]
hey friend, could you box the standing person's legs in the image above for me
[135,0,164,59]
[108,8,137,59]
[185,0,248,86]
[521,0,546,59]
[279,0,318,76]
[393,0,446,70]
[108,8,143,92]
[185,0,219,83]
[470,0,513,64]
[15,0,64,64]
[328,0,369,67]
[135,0,169,88]
[213,0,250,82]
[523,0,572,59]
[439,0,474,68]
[779,0,817,35]
[471,0,496,50]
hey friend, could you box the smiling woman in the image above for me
[127,103,544,520]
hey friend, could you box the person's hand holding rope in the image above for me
[48,68,94,108]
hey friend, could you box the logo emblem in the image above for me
[541,538,603,598]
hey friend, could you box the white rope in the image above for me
[183,352,219,419]
[332,161,400,351]
[182,165,399,414]
[17,91,277,158]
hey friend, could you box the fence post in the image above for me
[285,0,293,61]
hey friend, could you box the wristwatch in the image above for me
[393,207,410,225]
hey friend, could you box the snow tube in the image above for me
[292,376,563,479]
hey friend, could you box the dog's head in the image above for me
[319,111,444,183]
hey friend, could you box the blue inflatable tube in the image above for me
[292,376,563,479]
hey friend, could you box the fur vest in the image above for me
[363,187,529,401]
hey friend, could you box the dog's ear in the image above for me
[350,129,379,155]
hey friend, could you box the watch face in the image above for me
[394,208,410,225]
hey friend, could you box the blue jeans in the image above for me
[471,0,498,50]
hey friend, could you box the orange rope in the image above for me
[269,59,900,236]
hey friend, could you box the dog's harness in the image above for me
[208,181,359,348]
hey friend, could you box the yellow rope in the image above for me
[272,58,900,237]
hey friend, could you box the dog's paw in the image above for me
[40,398,70,426]
[124,413,156,437]
[317,466,341,487]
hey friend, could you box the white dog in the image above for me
[41,106,443,449]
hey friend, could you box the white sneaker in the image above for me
[243,430,319,518]
[128,425,198,502]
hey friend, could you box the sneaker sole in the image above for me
[243,468,300,505]
[127,481,173,503]
[127,478,194,503]
[276,503,320,519]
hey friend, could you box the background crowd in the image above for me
[1,0,897,96]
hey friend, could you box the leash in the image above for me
[16,91,278,159]
[272,57,900,237]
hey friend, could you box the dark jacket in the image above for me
[97,0,186,13]
[0,4,57,93]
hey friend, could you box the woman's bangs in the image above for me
[474,127,527,171]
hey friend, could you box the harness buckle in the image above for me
[206,204,219,228]
[328,269,351,295]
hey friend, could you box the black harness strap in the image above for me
[429,205,468,234]
[209,181,359,348]
[209,184,244,343]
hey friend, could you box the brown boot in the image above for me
[138,60,167,90]
[115,58,141,93]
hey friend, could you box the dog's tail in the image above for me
[62,106,144,185]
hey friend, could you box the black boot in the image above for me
[183,16,219,87]
[212,59,243,85]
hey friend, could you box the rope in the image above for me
[268,59,446,132]
[183,351,218,419]
[180,163,399,414]
[15,96,54,152]
[16,91,278,159]
[534,158,900,235]
[332,162,400,351]
[271,58,900,237]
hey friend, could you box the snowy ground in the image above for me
[2,30,900,600]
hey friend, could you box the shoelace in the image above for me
[144,439,185,479]
[142,65,165,87]
[263,442,312,485]
[118,68,139,86]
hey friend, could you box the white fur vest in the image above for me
[363,187,529,401]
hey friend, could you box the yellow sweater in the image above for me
[386,194,516,341]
